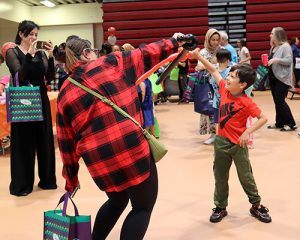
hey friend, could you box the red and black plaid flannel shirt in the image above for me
[57,38,178,192]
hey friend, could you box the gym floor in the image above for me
[0,91,299,240]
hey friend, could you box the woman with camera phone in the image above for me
[5,20,57,196]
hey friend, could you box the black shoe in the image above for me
[280,125,297,132]
[209,207,227,223]
[38,182,57,190]
[267,124,282,129]
[250,204,272,223]
[10,191,32,197]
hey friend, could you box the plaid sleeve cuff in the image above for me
[169,37,179,48]
[65,178,79,193]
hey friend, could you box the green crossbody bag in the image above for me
[68,78,168,163]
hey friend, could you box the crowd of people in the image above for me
[0,18,300,239]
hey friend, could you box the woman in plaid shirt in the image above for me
[57,34,185,240]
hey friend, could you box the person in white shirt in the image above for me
[237,39,251,64]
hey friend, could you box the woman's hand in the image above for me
[268,57,280,66]
[44,40,54,58]
[172,32,186,47]
[28,39,38,56]
[195,64,206,71]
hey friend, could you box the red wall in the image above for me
[102,0,208,47]
[246,0,300,68]
[103,0,300,69]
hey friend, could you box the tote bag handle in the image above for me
[56,192,79,216]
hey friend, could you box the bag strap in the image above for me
[56,192,79,216]
[68,77,151,139]
[14,72,20,87]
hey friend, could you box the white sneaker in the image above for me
[298,132,300,138]
[203,134,216,145]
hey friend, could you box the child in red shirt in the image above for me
[191,48,272,223]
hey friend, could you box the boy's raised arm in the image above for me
[190,48,223,85]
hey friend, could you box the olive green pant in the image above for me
[213,136,261,208]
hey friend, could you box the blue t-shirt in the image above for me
[210,66,231,109]
[225,44,238,64]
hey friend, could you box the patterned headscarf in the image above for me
[204,28,220,54]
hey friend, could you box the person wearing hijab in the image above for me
[195,28,221,145]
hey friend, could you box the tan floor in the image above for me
[0,91,299,240]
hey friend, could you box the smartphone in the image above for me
[36,41,48,50]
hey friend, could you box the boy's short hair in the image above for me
[230,63,256,91]
[216,48,231,63]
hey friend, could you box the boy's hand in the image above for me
[189,48,201,60]
[239,130,250,148]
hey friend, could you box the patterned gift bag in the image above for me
[5,72,44,122]
[6,86,44,122]
[43,193,92,240]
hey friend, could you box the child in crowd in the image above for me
[53,43,69,91]
[245,85,255,148]
[210,49,231,128]
[191,48,272,223]
[139,79,155,135]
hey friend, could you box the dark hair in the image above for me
[290,37,298,44]
[100,42,112,55]
[15,20,39,44]
[230,63,256,91]
[53,42,66,63]
[238,39,246,47]
[216,48,231,63]
[0,53,4,63]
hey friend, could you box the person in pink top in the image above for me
[0,75,10,96]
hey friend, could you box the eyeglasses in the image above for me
[83,48,100,57]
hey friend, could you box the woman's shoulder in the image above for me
[200,48,210,55]
[200,48,213,59]
[6,46,19,56]
[281,42,292,49]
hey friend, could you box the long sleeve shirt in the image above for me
[57,38,178,193]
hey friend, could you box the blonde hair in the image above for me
[65,37,91,72]
[272,27,287,45]
[122,43,135,51]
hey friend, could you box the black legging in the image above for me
[269,75,296,128]
[178,74,188,100]
[92,158,158,240]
